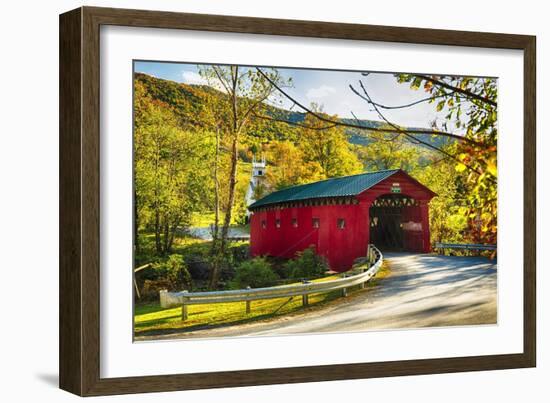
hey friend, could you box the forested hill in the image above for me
[134,72,453,149]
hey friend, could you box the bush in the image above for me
[152,254,192,291]
[185,253,211,281]
[228,243,250,263]
[140,279,172,301]
[284,247,329,280]
[230,257,278,289]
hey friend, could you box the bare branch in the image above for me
[366,92,454,109]
[350,110,400,142]
[255,67,482,146]
[211,66,232,95]
[348,84,484,146]
[354,80,494,182]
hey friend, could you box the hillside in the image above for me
[134,72,453,149]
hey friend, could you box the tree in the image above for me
[134,82,215,255]
[199,66,291,287]
[299,106,363,178]
[412,155,469,245]
[265,140,324,190]
[355,127,422,172]
[394,74,498,244]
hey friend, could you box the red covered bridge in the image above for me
[248,169,436,272]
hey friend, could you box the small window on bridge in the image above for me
[261,220,266,229]
[337,218,345,229]
[292,218,298,228]
[312,218,320,228]
[275,219,281,228]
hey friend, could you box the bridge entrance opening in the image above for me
[369,194,423,252]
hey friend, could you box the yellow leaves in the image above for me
[481,212,493,222]
[487,161,497,177]
[455,163,467,173]
[455,153,470,173]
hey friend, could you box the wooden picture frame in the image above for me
[59,6,536,396]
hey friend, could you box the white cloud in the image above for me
[181,71,208,85]
[306,85,336,99]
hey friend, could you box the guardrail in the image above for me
[160,244,383,320]
[434,242,497,252]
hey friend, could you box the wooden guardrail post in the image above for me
[246,286,251,314]
[181,290,189,321]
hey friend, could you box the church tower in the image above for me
[245,155,266,219]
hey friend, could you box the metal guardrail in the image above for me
[160,245,383,320]
[434,242,497,251]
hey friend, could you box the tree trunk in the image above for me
[167,218,179,253]
[209,67,240,289]
[209,132,238,288]
[209,128,222,286]
[163,220,170,254]
[212,128,220,243]
[154,209,162,254]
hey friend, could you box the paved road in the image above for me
[138,253,497,340]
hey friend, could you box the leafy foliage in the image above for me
[300,107,363,178]
[396,74,497,244]
[134,81,216,255]
[356,127,422,172]
[283,247,329,280]
[151,254,192,291]
[230,257,279,289]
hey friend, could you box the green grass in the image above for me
[190,212,216,227]
[134,262,391,337]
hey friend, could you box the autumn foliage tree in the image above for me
[395,74,498,244]
[134,81,215,255]
[299,107,363,178]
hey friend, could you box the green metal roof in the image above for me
[248,169,400,210]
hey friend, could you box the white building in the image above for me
[245,155,266,219]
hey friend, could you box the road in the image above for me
[138,253,497,340]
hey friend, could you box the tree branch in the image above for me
[350,110,400,142]
[414,74,497,107]
[365,91,470,110]
[354,80,494,182]
[255,67,482,146]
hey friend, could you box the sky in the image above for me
[134,60,460,129]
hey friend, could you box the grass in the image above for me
[190,212,216,227]
[134,260,392,337]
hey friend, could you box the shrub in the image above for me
[152,254,192,291]
[228,243,250,263]
[284,247,329,280]
[185,253,211,281]
[230,257,278,289]
[140,279,172,301]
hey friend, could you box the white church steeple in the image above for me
[245,154,267,218]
